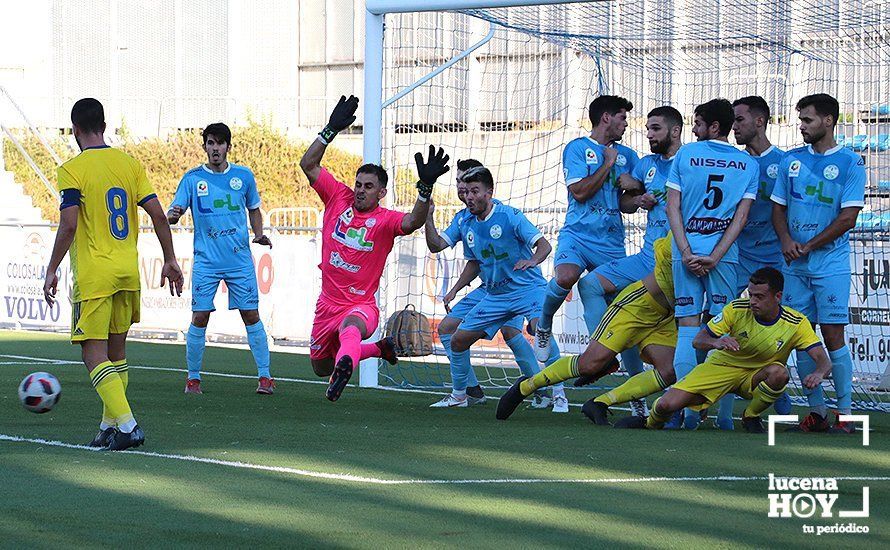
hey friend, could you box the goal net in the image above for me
[374,0,890,411]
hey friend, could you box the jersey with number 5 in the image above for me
[666,140,759,263]
[57,146,157,302]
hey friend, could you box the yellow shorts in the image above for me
[71,290,141,343]
[592,281,677,354]
[673,361,783,410]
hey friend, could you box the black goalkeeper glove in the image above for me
[414,145,450,200]
[319,95,359,143]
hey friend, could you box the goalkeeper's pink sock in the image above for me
[360,343,381,360]
[336,326,362,370]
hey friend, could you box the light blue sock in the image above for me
[828,346,854,414]
[539,279,571,331]
[186,324,206,380]
[545,337,565,391]
[716,393,735,427]
[506,333,540,378]
[577,273,609,335]
[796,351,827,415]
[620,347,645,376]
[450,347,472,394]
[440,332,479,386]
[245,320,271,378]
[674,325,699,428]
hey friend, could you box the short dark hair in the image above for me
[749,267,784,294]
[71,98,105,134]
[796,93,840,126]
[460,166,494,190]
[356,163,389,187]
[456,158,483,172]
[646,106,683,129]
[694,98,734,137]
[732,96,771,126]
[589,95,633,127]
[203,123,232,145]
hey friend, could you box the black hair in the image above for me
[732,96,771,126]
[70,98,105,134]
[589,95,633,127]
[749,267,784,294]
[456,158,483,171]
[356,163,389,187]
[796,93,840,126]
[460,166,494,190]
[646,106,683,129]
[694,98,735,137]
[202,122,232,145]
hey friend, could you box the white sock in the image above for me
[118,419,137,433]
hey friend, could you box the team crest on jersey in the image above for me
[767,163,779,179]
[616,154,627,167]
[645,167,656,183]
[365,218,376,228]
[585,148,598,165]
[776,339,785,351]
[229,177,243,190]
[823,165,839,180]
[197,180,209,196]
[466,230,476,248]
[788,160,801,177]
[490,224,502,239]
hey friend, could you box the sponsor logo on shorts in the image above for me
[675,297,693,307]
[712,294,728,305]
[767,163,779,179]
[230,177,243,190]
[788,160,801,178]
[330,251,360,273]
[823,165,839,181]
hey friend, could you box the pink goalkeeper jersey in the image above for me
[314,168,406,306]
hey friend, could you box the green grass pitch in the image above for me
[1,330,888,548]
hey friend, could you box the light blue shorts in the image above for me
[458,286,544,340]
[782,271,850,325]
[673,260,737,318]
[192,267,259,312]
[594,250,656,291]
[554,232,625,271]
[445,286,524,332]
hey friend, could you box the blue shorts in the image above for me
[192,267,259,312]
[458,287,544,340]
[446,286,524,333]
[554,232,625,271]
[735,255,784,296]
[782,271,850,325]
[594,250,655,291]
[673,260,737,318]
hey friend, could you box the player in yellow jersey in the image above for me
[42,98,184,451]
[497,233,677,420]
[616,267,833,433]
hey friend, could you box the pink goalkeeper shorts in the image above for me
[309,296,379,360]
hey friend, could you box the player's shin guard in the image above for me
[102,359,129,429]
[539,279,571,331]
[647,396,671,429]
[90,361,135,432]
[828,346,854,414]
[450,348,472,396]
[246,320,271,379]
[596,369,666,407]
[186,324,206,380]
[577,273,608,336]
[674,325,699,427]
[519,354,577,396]
[545,338,566,396]
[506,333,540,378]
[744,381,786,418]
[795,351,827,416]
[441,333,478,388]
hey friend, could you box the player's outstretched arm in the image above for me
[142,197,184,296]
[424,201,450,253]
[801,345,834,389]
[42,205,78,306]
[401,145,450,235]
[442,261,480,312]
[249,208,272,248]
[300,95,359,185]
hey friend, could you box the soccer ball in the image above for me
[18,372,62,414]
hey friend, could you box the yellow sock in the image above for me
[744,381,786,418]
[646,396,671,429]
[519,355,579,396]
[90,361,134,427]
[595,369,666,407]
[112,359,128,392]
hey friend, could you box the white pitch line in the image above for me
[4,434,888,486]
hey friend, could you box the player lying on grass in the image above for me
[299,95,450,402]
[440,166,564,407]
[497,234,675,421]
[614,267,833,433]
[424,161,565,411]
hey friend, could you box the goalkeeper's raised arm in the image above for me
[299,94,359,185]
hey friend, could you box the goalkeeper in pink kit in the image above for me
[300,95,450,401]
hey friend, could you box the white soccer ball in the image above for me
[18,372,62,414]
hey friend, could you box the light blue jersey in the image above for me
[172,163,261,271]
[562,136,639,255]
[632,153,673,255]
[666,140,759,263]
[462,203,546,295]
[770,144,866,276]
[737,146,785,266]
[440,199,501,249]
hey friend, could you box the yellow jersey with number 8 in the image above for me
[57,146,156,302]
